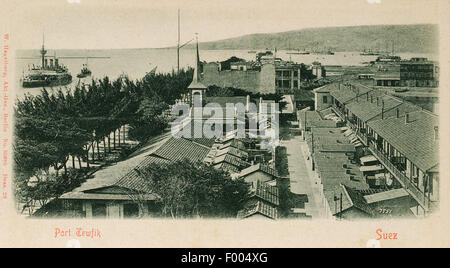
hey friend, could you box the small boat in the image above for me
[248,50,257,53]
[76,64,92,78]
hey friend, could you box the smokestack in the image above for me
[434,126,439,141]
[405,113,410,124]
[396,108,400,118]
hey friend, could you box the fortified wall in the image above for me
[202,62,276,94]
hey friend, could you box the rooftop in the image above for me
[329,83,374,104]
[239,163,278,179]
[367,110,439,172]
[250,180,280,206]
[298,110,337,130]
[237,200,278,220]
[61,129,215,200]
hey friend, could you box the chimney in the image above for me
[396,108,400,118]
[405,113,410,124]
[376,97,379,106]
[434,126,439,141]
[381,101,385,119]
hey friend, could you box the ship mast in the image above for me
[177,8,180,74]
[40,32,47,69]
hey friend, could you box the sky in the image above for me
[0,0,442,49]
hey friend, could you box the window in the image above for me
[123,203,140,218]
[323,96,328,103]
[92,203,107,218]
[276,80,282,87]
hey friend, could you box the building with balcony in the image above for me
[312,82,439,216]
[202,59,302,95]
[374,58,438,87]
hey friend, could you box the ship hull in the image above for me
[22,75,72,88]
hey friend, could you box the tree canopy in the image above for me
[131,160,250,218]
[14,68,193,208]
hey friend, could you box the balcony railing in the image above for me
[368,142,434,212]
[355,131,369,146]
[331,107,346,120]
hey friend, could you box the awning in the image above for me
[360,165,384,173]
[360,155,379,165]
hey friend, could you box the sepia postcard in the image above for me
[0,0,449,249]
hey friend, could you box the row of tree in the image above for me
[14,69,193,207]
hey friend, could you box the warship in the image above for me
[21,38,72,88]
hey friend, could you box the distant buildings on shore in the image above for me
[373,57,439,88]
[201,51,325,95]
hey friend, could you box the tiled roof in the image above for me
[114,155,170,193]
[213,153,250,169]
[61,134,213,199]
[329,83,374,104]
[367,110,439,172]
[239,163,278,178]
[331,85,421,122]
[337,185,416,218]
[237,200,278,220]
[216,146,249,159]
[250,180,280,206]
[313,84,332,93]
[339,185,376,216]
[314,152,368,191]
[61,131,172,195]
[299,110,337,129]
[153,137,211,163]
[307,124,370,212]
[215,162,241,174]
[320,144,356,153]
[345,93,403,122]
[364,188,409,204]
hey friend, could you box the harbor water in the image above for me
[14,48,437,99]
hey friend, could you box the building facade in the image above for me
[202,58,302,95]
[374,58,438,87]
[313,82,439,217]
